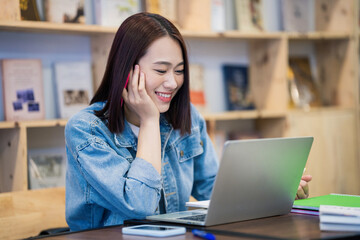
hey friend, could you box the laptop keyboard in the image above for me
[178,214,206,222]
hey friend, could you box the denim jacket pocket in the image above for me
[175,129,204,162]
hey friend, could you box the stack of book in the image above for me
[292,194,360,214]
[319,205,360,232]
[292,194,360,232]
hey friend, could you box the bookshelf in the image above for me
[0,23,357,193]
[0,0,359,238]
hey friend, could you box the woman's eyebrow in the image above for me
[153,61,184,67]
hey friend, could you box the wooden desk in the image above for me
[35,214,360,240]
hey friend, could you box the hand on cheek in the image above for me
[122,65,159,123]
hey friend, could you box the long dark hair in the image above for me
[91,12,191,135]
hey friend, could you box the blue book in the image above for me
[222,64,254,111]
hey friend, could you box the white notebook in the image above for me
[185,200,210,209]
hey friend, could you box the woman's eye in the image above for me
[175,70,184,75]
[155,69,166,74]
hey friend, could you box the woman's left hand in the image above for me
[295,175,312,199]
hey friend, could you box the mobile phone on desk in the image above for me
[122,224,186,237]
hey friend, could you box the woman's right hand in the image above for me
[122,65,160,124]
[123,65,162,174]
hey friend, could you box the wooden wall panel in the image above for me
[0,0,20,21]
[285,109,360,197]
[91,34,115,91]
[316,39,356,107]
[315,0,354,32]
[0,127,27,193]
[249,37,288,113]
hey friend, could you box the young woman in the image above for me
[65,12,311,231]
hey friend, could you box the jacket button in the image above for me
[180,150,184,157]
[200,141,203,146]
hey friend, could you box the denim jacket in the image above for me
[65,102,219,231]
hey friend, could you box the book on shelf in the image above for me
[293,194,360,211]
[224,0,237,30]
[1,59,45,121]
[189,64,207,113]
[211,0,226,32]
[234,0,264,32]
[211,0,238,32]
[281,0,313,32]
[145,0,177,23]
[94,0,141,27]
[319,205,360,232]
[28,147,66,189]
[20,0,41,21]
[222,64,254,111]
[288,57,321,109]
[44,0,85,24]
[54,61,93,119]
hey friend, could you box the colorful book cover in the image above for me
[234,0,263,32]
[44,0,85,24]
[222,64,254,111]
[189,64,207,112]
[288,57,321,109]
[1,59,45,121]
[94,0,141,27]
[20,0,41,21]
[54,61,93,119]
[28,147,66,189]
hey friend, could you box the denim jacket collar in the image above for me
[114,120,137,148]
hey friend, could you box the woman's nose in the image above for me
[163,72,178,89]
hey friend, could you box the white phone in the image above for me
[122,224,186,237]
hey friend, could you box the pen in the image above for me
[192,229,216,240]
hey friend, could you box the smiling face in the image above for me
[138,36,184,113]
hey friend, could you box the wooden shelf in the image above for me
[1,108,351,128]
[202,110,286,121]
[0,21,354,40]
[0,107,353,129]
[0,119,67,129]
[0,113,287,128]
[0,121,17,129]
[287,106,356,114]
[0,20,117,35]
[221,31,283,39]
[180,30,220,38]
[202,107,354,122]
[287,31,352,40]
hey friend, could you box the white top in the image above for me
[128,122,140,137]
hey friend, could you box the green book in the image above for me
[293,194,360,211]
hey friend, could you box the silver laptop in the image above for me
[146,136,314,226]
